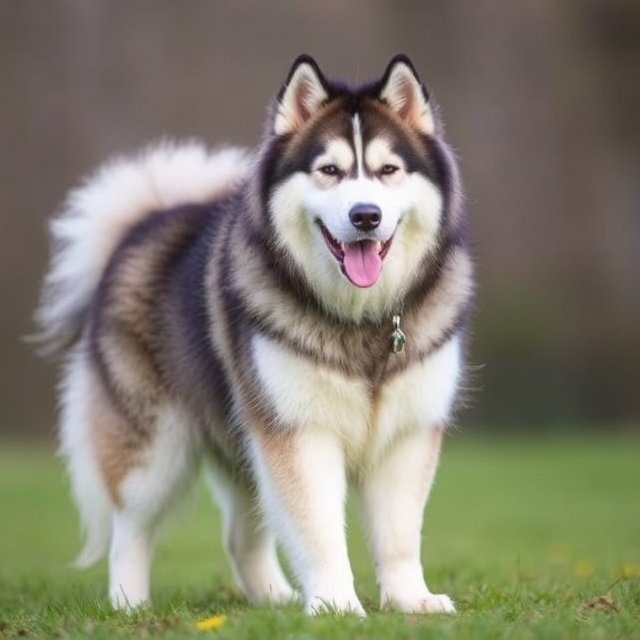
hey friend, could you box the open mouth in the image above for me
[317,221,394,288]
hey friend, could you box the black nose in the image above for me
[349,203,381,232]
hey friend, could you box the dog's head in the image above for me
[260,55,460,320]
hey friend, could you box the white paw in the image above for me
[417,592,456,614]
[383,591,456,615]
[109,587,149,611]
[306,594,366,617]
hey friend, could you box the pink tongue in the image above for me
[342,240,383,288]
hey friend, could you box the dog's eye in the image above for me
[319,164,340,176]
[380,164,400,176]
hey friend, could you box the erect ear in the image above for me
[379,54,434,135]
[274,55,329,135]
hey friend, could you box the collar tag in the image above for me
[390,314,406,354]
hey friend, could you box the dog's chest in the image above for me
[251,333,460,467]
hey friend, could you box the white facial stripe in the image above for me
[352,114,364,177]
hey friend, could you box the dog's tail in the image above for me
[32,141,249,356]
[41,142,250,568]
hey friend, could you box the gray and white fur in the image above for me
[36,54,474,615]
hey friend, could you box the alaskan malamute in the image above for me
[36,55,474,615]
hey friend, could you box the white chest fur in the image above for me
[251,333,461,470]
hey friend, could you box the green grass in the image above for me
[1,436,639,639]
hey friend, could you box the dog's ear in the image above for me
[379,55,434,135]
[274,55,329,135]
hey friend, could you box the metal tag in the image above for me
[390,314,406,354]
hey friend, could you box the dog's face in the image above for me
[264,55,455,319]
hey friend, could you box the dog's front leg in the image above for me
[250,427,364,616]
[360,425,455,614]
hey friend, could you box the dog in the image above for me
[35,54,474,615]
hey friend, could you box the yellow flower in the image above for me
[616,563,639,579]
[195,614,227,631]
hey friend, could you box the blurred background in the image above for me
[1,0,639,439]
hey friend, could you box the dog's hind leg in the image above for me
[59,348,114,570]
[60,350,196,609]
[205,460,296,604]
[105,405,197,610]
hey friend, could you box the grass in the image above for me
[0,435,639,639]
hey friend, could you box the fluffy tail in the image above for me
[33,141,249,356]
[35,141,249,567]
